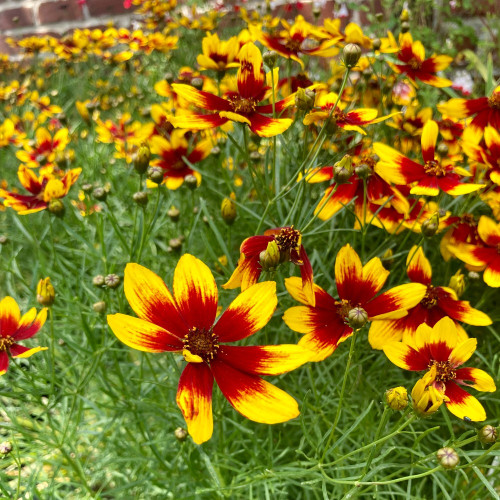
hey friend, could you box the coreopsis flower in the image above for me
[392,33,452,88]
[440,213,480,262]
[95,113,154,147]
[368,246,491,349]
[197,32,240,72]
[374,120,483,196]
[149,130,212,189]
[453,215,500,287]
[107,255,310,444]
[0,166,81,215]
[16,127,70,170]
[303,92,396,135]
[437,85,500,141]
[283,244,427,361]
[383,317,496,421]
[0,118,26,148]
[0,296,48,375]
[170,42,296,137]
[256,15,339,68]
[386,105,432,154]
[322,20,373,49]
[223,226,314,306]
[462,126,500,184]
[30,91,62,119]
[303,149,409,222]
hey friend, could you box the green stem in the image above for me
[362,405,391,474]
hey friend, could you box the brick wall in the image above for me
[0,0,135,54]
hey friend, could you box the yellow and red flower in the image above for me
[453,216,500,287]
[368,246,491,349]
[462,126,500,184]
[170,42,295,137]
[383,317,496,421]
[392,33,452,88]
[0,166,81,215]
[283,244,426,361]
[149,130,212,189]
[374,120,482,196]
[223,226,314,306]
[196,32,240,72]
[107,255,310,444]
[438,86,500,141]
[0,296,48,375]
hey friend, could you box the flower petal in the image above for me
[0,351,9,375]
[211,359,299,424]
[10,344,48,358]
[284,277,336,308]
[368,320,403,349]
[366,283,427,319]
[248,114,293,137]
[0,296,21,337]
[124,263,186,338]
[107,313,183,352]
[421,120,438,163]
[335,244,363,301]
[448,338,477,367]
[406,245,432,284]
[173,254,218,331]
[444,381,486,421]
[217,345,311,376]
[237,42,265,99]
[484,259,500,288]
[455,367,496,392]
[382,342,429,371]
[171,83,232,111]
[214,281,276,343]
[14,307,47,341]
[176,363,214,444]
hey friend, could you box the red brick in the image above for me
[38,0,84,24]
[86,0,130,17]
[0,7,34,30]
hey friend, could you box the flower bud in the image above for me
[478,425,498,444]
[385,387,408,411]
[468,271,480,280]
[184,174,198,190]
[0,235,8,245]
[401,21,410,33]
[259,240,281,271]
[372,38,381,51]
[333,155,353,184]
[104,274,121,289]
[436,447,459,469]
[375,12,384,21]
[354,163,371,179]
[92,275,105,287]
[448,269,465,298]
[163,72,175,84]
[0,442,12,455]
[93,301,107,314]
[221,197,237,225]
[313,5,321,18]
[37,277,55,307]
[342,43,361,69]
[169,237,183,251]
[400,9,410,22]
[147,166,164,185]
[133,191,149,207]
[191,77,204,90]
[295,87,316,112]
[134,144,151,174]
[81,183,93,193]
[347,306,368,329]
[92,187,108,201]
[48,199,65,217]
[250,151,261,163]
[437,142,449,156]
[168,206,180,222]
[421,213,439,237]
[211,146,221,156]
[263,50,278,68]
[381,248,395,268]
[174,427,188,441]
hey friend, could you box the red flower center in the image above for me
[429,360,456,382]
[337,299,354,322]
[274,227,301,253]
[488,92,500,110]
[421,286,438,308]
[0,336,14,352]
[424,160,447,177]
[182,327,219,362]
[408,57,422,70]
[229,96,258,114]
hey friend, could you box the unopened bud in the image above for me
[385,386,408,411]
[174,427,188,441]
[184,174,198,190]
[104,274,121,289]
[436,447,459,469]
[92,187,108,201]
[355,163,371,179]
[134,144,151,174]
[259,240,281,271]
[381,248,395,268]
[133,191,149,207]
[82,183,93,193]
[168,206,180,222]
[333,155,353,184]
[400,9,410,22]
[342,43,362,68]
[37,277,55,307]
[93,301,107,314]
[295,87,316,111]
[147,166,164,184]
[437,142,449,156]
[169,237,183,251]
[448,269,465,298]
[313,5,321,18]
[0,235,8,245]
[191,77,204,90]
[372,38,381,51]
[375,12,384,21]
[421,213,439,237]
[250,151,261,163]
[0,442,12,455]
[221,197,237,225]
[478,425,498,444]
[211,146,221,156]
[347,306,368,329]
[263,50,278,68]
[468,271,480,280]
[48,199,65,216]
[401,21,410,33]
[92,275,105,287]
[163,71,175,84]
